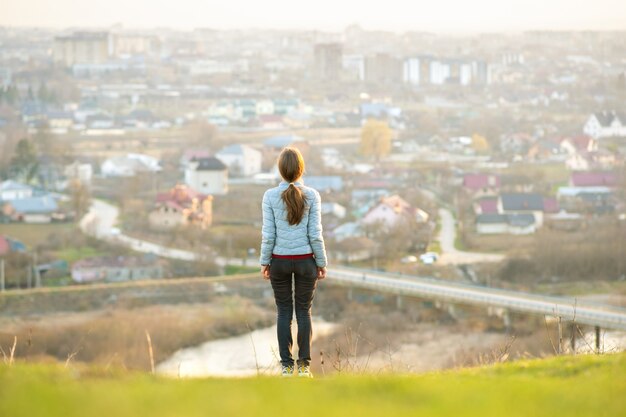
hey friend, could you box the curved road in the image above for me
[80,199,247,266]
[437,208,504,265]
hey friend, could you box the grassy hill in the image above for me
[1,353,624,417]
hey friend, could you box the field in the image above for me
[0,223,76,248]
[0,353,623,417]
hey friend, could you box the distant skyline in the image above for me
[3,0,626,33]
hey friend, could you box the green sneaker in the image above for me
[281,364,294,377]
[297,364,313,378]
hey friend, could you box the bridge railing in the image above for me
[327,267,626,331]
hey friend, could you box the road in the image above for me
[329,266,626,331]
[80,199,252,266]
[436,208,504,265]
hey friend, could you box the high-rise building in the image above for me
[403,57,421,85]
[342,55,365,82]
[429,60,451,85]
[314,43,343,81]
[365,53,401,84]
[53,32,111,67]
[471,60,491,85]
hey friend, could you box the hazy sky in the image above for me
[3,0,626,32]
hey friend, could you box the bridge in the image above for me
[328,266,626,346]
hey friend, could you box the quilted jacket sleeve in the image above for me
[307,190,328,268]
[259,190,276,265]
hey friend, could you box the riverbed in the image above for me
[156,318,337,378]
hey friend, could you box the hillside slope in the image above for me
[1,353,624,417]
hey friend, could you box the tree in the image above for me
[69,179,92,219]
[9,138,39,182]
[471,134,490,153]
[189,119,217,147]
[360,119,392,161]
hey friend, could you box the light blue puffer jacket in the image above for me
[260,179,328,268]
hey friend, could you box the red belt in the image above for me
[271,253,314,260]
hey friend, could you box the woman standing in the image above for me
[260,147,328,378]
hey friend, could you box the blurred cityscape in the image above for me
[0,25,625,374]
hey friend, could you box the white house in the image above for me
[184,157,228,195]
[583,111,626,139]
[215,144,262,177]
[476,213,536,235]
[64,161,93,185]
[0,180,34,201]
[360,195,429,230]
[255,100,275,115]
[101,154,161,177]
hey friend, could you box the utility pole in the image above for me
[34,252,41,288]
[26,264,32,289]
[0,259,5,292]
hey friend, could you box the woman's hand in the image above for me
[261,264,271,280]
[317,266,327,280]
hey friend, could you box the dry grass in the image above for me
[0,296,273,371]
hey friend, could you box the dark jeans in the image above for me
[269,256,318,367]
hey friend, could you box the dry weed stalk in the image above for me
[246,322,260,376]
[0,336,17,365]
[145,329,155,374]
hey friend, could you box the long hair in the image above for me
[278,147,307,225]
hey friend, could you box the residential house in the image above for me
[560,135,597,155]
[304,176,344,193]
[330,221,364,242]
[148,184,213,231]
[583,111,626,139]
[557,185,611,211]
[184,157,228,195]
[71,255,163,283]
[215,144,262,177]
[258,115,284,130]
[101,154,161,177]
[180,149,212,168]
[544,211,584,231]
[473,196,498,215]
[20,101,47,127]
[499,133,534,156]
[321,202,347,231]
[321,202,347,219]
[2,195,59,223]
[64,161,93,185]
[476,213,536,235]
[463,173,500,197]
[0,180,34,201]
[0,235,26,255]
[561,136,618,171]
[526,139,563,162]
[498,193,546,227]
[361,195,429,230]
[570,171,618,188]
[331,236,376,263]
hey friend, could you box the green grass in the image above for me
[224,265,258,275]
[52,246,105,263]
[0,223,76,248]
[427,240,442,254]
[0,353,624,417]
